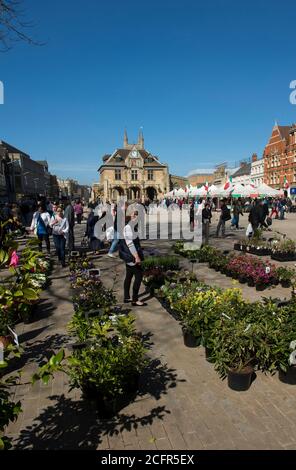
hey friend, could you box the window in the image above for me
[115,169,121,180]
[148,169,153,180]
[131,170,137,181]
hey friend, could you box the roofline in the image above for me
[0,140,31,158]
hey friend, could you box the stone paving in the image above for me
[5,213,296,450]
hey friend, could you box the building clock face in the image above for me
[131,150,138,158]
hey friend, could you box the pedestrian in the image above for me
[85,209,101,253]
[50,207,69,267]
[108,204,119,258]
[216,200,231,237]
[248,199,261,234]
[74,200,83,224]
[119,210,146,306]
[231,200,243,229]
[64,200,75,252]
[202,202,212,245]
[30,204,51,253]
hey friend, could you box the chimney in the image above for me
[252,153,258,162]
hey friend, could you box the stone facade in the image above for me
[188,173,213,187]
[170,174,188,189]
[263,123,296,188]
[98,131,170,202]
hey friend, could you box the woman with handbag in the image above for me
[30,204,51,253]
[50,207,69,267]
[119,210,146,306]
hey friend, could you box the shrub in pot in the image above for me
[271,239,296,261]
[276,267,295,288]
[0,361,22,449]
[212,318,257,391]
[33,315,147,417]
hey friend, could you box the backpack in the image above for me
[222,207,231,221]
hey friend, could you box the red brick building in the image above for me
[263,122,296,188]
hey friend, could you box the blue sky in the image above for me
[0,0,296,184]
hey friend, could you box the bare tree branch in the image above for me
[0,0,43,51]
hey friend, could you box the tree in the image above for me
[0,0,41,51]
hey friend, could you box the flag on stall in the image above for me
[204,181,209,192]
[284,176,290,189]
[224,176,232,190]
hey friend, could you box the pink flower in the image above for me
[9,250,19,268]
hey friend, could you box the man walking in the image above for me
[64,200,75,252]
[216,200,231,237]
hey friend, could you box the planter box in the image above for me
[271,253,296,262]
[233,243,242,251]
[252,248,271,256]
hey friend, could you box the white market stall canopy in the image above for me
[165,182,285,199]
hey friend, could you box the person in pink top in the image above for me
[74,200,83,224]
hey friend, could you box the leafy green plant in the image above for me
[141,255,180,272]
[33,315,147,406]
[212,318,257,378]
[0,346,22,450]
[276,267,295,284]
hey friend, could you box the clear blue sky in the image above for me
[0,0,296,184]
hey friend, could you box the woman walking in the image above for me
[119,210,146,306]
[30,204,51,253]
[50,207,69,267]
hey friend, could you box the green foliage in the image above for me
[141,255,180,272]
[0,355,22,450]
[276,267,295,283]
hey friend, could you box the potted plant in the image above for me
[276,267,295,288]
[271,238,296,262]
[212,319,256,391]
[33,315,147,417]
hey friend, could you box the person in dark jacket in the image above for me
[215,201,230,237]
[248,199,261,233]
[85,209,101,253]
[64,200,75,252]
[202,203,212,245]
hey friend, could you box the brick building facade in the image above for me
[263,123,296,188]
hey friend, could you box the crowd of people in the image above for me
[1,194,295,307]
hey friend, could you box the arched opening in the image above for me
[112,186,124,201]
[146,186,157,201]
[128,186,141,201]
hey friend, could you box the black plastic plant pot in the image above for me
[280,280,291,288]
[247,279,255,287]
[205,346,215,363]
[227,366,253,391]
[278,366,296,385]
[182,329,198,348]
[255,284,266,291]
